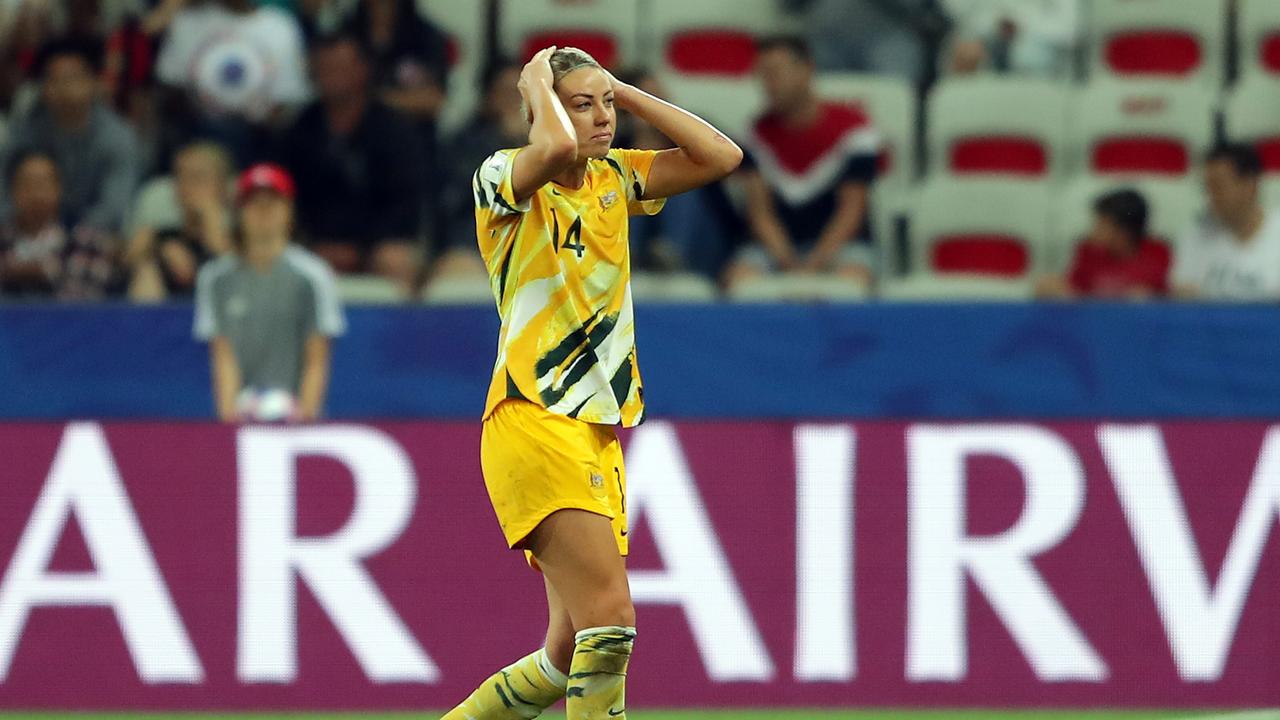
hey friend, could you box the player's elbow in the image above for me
[710,142,744,179]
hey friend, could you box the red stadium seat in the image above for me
[909,179,1052,280]
[1240,0,1280,77]
[1092,137,1189,175]
[1069,80,1213,180]
[521,31,619,67]
[1104,31,1201,77]
[927,77,1069,180]
[1089,0,1225,85]
[666,30,757,76]
[499,0,640,69]
[647,0,781,75]
[931,235,1030,277]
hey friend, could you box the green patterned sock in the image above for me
[566,626,636,720]
[441,648,568,720]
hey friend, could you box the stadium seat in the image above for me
[879,274,1034,301]
[1067,80,1214,178]
[1238,0,1280,78]
[498,0,639,68]
[727,274,870,303]
[815,73,917,193]
[1051,176,1200,271]
[655,72,763,141]
[1088,0,1227,86]
[630,272,718,303]
[419,0,487,133]
[926,76,1070,179]
[1223,74,1280,175]
[336,274,405,304]
[422,275,494,305]
[908,178,1053,278]
[646,0,792,76]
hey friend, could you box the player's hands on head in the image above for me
[518,46,557,123]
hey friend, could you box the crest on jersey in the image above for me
[590,472,605,488]
[598,191,619,210]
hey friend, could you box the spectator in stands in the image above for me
[0,36,140,233]
[942,0,1081,78]
[343,0,448,174]
[279,32,425,292]
[726,36,880,291]
[194,163,346,423]
[154,0,309,164]
[126,141,234,301]
[783,0,948,86]
[1173,143,1280,301]
[616,70,739,278]
[1036,189,1170,300]
[435,58,526,279]
[0,149,120,299]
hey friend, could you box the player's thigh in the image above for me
[526,509,634,631]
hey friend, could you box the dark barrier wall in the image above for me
[1,303,1280,420]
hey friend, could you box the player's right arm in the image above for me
[510,46,578,203]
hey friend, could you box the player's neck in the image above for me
[551,161,590,191]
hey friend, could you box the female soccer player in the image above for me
[441,46,742,719]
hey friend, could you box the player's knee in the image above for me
[592,587,636,630]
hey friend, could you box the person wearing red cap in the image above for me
[193,162,346,423]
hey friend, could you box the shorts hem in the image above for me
[501,499,618,549]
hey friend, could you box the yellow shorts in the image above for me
[480,399,629,564]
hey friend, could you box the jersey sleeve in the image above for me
[609,148,667,217]
[473,149,531,220]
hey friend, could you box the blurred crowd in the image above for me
[0,0,1273,307]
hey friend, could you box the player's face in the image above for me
[556,67,615,160]
[11,156,61,224]
[1205,160,1258,225]
[239,192,293,246]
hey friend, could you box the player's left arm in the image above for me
[801,180,869,271]
[295,334,331,422]
[611,77,743,199]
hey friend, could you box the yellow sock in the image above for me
[441,648,568,720]
[565,626,636,720]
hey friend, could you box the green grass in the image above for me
[0,707,1269,712]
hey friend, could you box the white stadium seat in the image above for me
[1051,176,1200,272]
[336,274,405,304]
[630,272,718,303]
[419,0,488,134]
[879,274,1033,302]
[646,0,791,77]
[1088,0,1227,86]
[655,73,763,142]
[498,0,639,68]
[908,178,1053,279]
[1237,0,1280,79]
[1067,80,1215,179]
[926,76,1070,180]
[422,275,494,305]
[1223,74,1280,176]
[727,275,870,303]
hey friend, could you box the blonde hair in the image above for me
[521,46,603,121]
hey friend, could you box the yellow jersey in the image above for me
[473,147,665,427]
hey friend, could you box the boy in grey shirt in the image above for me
[194,163,345,422]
